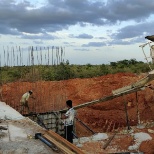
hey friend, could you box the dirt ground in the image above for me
[1,72,154,153]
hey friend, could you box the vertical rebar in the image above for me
[1,46,66,115]
[52,46,54,65]
[135,91,141,125]
[47,47,49,65]
[3,46,6,66]
[123,95,131,131]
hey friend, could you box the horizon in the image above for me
[0,0,154,64]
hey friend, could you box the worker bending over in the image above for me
[19,90,35,114]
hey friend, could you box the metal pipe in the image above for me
[37,134,53,148]
[72,131,78,139]
[35,133,58,152]
[75,117,95,134]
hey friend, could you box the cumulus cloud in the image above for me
[109,21,154,44]
[0,0,154,46]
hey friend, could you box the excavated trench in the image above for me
[1,72,154,137]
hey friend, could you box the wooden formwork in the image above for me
[26,111,65,136]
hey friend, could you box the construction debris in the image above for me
[0,101,62,154]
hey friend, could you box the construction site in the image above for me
[1,38,154,154]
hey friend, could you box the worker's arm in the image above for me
[61,110,70,119]
[61,114,68,119]
[30,95,36,99]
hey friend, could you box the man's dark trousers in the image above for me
[64,125,73,143]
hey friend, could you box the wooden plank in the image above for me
[46,130,85,154]
[43,134,75,154]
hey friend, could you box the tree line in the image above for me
[0,58,153,83]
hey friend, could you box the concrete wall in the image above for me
[28,112,64,136]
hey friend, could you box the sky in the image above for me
[0,0,154,65]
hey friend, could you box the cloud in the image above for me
[21,33,59,40]
[108,21,154,45]
[0,25,20,35]
[0,0,154,50]
[74,48,90,51]
[0,0,154,36]
[82,42,106,47]
[33,40,43,44]
[97,36,106,39]
[103,0,154,23]
[69,33,93,39]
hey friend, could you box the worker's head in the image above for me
[29,90,33,95]
[66,100,72,108]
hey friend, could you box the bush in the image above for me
[0,59,151,83]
